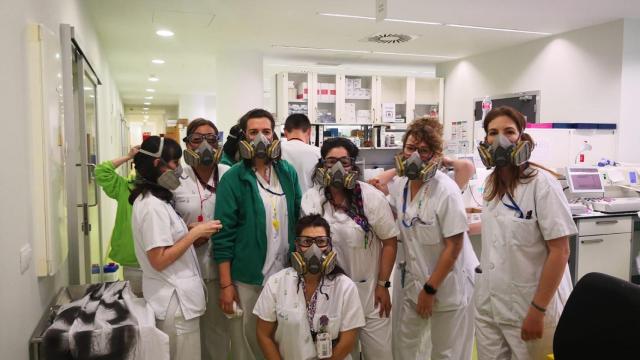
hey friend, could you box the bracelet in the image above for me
[220,283,233,289]
[530,301,546,313]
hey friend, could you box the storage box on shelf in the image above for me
[276,71,443,128]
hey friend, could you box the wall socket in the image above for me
[20,244,32,274]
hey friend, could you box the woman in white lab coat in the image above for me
[301,137,398,360]
[254,214,365,359]
[172,118,230,360]
[130,135,222,360]
[474,106,577,360]
[388,117,479,360]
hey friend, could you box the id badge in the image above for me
[316,332,332,359]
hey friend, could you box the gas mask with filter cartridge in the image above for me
[238,132,281,161]
[314,161,359,190]
[394,151,441,183]
[477,133,532,169]
[138,136,183,191]
[291,237,337,276]
[183,136,223,168]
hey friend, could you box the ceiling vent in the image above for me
[367,33,416,44]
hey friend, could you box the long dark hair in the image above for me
[483,106,537,201]
[128,136,182,204]
[293,214,347,300]
[315,137,364,218]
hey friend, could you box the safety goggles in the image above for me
[295,236,331,247]
[404,144,432,155]
[324,156,354,168]
[187,133,218,146]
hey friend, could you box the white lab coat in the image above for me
[172,164,230,360]
[388,172,478,360]
[253,268,366,360]
[301,181,399,360]
[256,165,290,282]
[475,168,577,360]
[173,164,229,280]
[132,193,205,360]
[281,139,321,192]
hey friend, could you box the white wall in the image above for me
[617,19,640,164]
[437,20,624,157]
[178,94,216,122]
[0,0,123,358]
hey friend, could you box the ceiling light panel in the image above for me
[156,29,174,37]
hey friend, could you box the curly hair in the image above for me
[402,116,444,157]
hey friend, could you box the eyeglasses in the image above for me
[188,133,218,146]
[401,215,430,228]
[404,144,432,155]
[295,236,331,247]
[324,156,353,168]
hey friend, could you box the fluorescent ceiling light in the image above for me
[84,86,92,91]
[273,45,456,59]
[144,96,153,100]
[143,107,149,111]
[148,75,159,82]
[273,45,368,54]
[89,95,95,98]
[373,51,456,59]
[151,59,165,64]
[145,88,155,93]
[317,12,375,20]
[317,12,550,35]
[156,29,174,37]
[143,102,151,105]
[445,23,551,35]
[385,18,441,26]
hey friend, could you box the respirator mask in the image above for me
[477,133,531,169]
[314,161,358,190]
[291,243,337,276]
[139,137,183,191]
[184,141,222,168]
[394,152,441,183]
[238,132,281,161]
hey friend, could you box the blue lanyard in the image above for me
[502,193,524,218]
[402,181,427,228]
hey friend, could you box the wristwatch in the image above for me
[377,280,391,288]
[423,282,437,295]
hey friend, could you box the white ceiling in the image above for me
[86,0,640,107]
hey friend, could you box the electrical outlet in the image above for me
[20,244,32,274]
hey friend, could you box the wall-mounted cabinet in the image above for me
[276,71,443,126]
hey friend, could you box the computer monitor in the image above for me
[567,167,605,194]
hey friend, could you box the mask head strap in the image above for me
[139,136,164,159]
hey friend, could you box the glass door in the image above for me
[72,46,103,284]
[344,75,372,124]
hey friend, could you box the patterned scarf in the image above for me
[325,182,372,247]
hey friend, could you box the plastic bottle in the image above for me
[481,96,492,120]
[91,264,100,283]
[103,262,120,282]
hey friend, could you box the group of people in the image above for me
[97,105,577,360]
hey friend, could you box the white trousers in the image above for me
[201,279,231,360]
[230,282,263,360]
[391,262,431,359]
[156,294,201,360]
[123,266,143,297]
[397,292,475,360]
[475,313,555,360]
[351,279,393,360]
